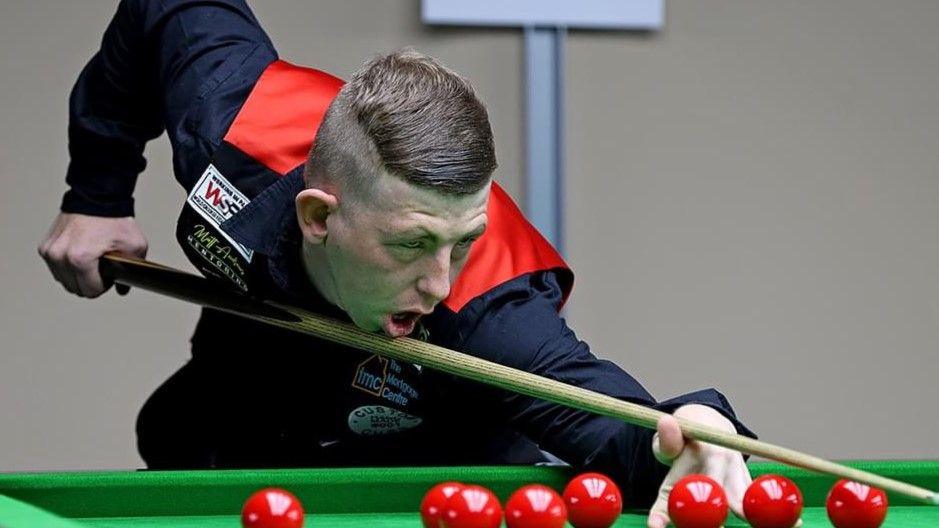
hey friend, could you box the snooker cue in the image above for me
[99,253,939,506]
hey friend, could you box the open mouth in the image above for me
[382,311,422,337]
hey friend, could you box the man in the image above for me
[38,2,758,527]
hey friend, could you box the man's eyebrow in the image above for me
[383,226,433,239]
[383,223,486,241]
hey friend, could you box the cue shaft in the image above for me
[100,253,939,505]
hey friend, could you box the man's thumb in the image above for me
[654,415,685,464]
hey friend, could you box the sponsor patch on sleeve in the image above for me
[186,164,254,261]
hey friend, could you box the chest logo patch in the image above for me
[347,405,422,436]
[352,355,421,407]
[186,164,254,261]
[352,354,388,397]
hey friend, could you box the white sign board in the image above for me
[422,0,664,30]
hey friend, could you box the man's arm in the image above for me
[40,0,275,297]
[454,270,756,506]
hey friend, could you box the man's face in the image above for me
[310,173,490,337]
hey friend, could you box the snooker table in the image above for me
[0,461,936,527]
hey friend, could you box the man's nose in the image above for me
[417,251,452,303]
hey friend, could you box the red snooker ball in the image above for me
[826,480,889,528]
[441,485,503,528]
[421,482,465,528]
[562,472,623,528]
[667,474,728,528]
[505,484,567,528]
[743,474,803,528]
[241,487,304,528]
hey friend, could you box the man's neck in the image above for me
[300,241,342,309]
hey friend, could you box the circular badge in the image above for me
[347,405,423,436]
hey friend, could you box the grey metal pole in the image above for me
[524,25,566,254]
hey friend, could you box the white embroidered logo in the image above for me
[186,164,253,260]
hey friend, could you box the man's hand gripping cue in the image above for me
[647,404,802,528]
[38,212,148,298]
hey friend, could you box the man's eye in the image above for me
[451,238,478,260]
[399,240,424,249]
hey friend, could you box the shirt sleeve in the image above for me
[454,270,757,506]
[61,0,275,217]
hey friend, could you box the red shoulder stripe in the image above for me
[224,60,345,175]
[444,183,573,313]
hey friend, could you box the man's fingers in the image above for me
[647,509,669,528]
[646,485,671,528]
[724,455,752,520]
[45,245,106,298]
[703,456,729,484]
[38,217,65,257]
[55,266,82,296]
[74,267,106,298]
[112,233,148,257]
[66,249,108,297]
[106,236,147,296]
[646,471,675,528]
[701,448,753,523]
[654,415,685,464]
[40,228,96,297]
[42,244,82,295]
[646,446,701,528]
[651,433,666,466]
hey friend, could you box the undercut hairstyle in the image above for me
[305,49,497,197]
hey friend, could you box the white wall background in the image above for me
[565,0,939,460]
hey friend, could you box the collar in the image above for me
[222,168,305,257]
[220,168,326,305]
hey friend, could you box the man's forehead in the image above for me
[368,172,490,224]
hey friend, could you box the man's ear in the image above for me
[295,188,339,245]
